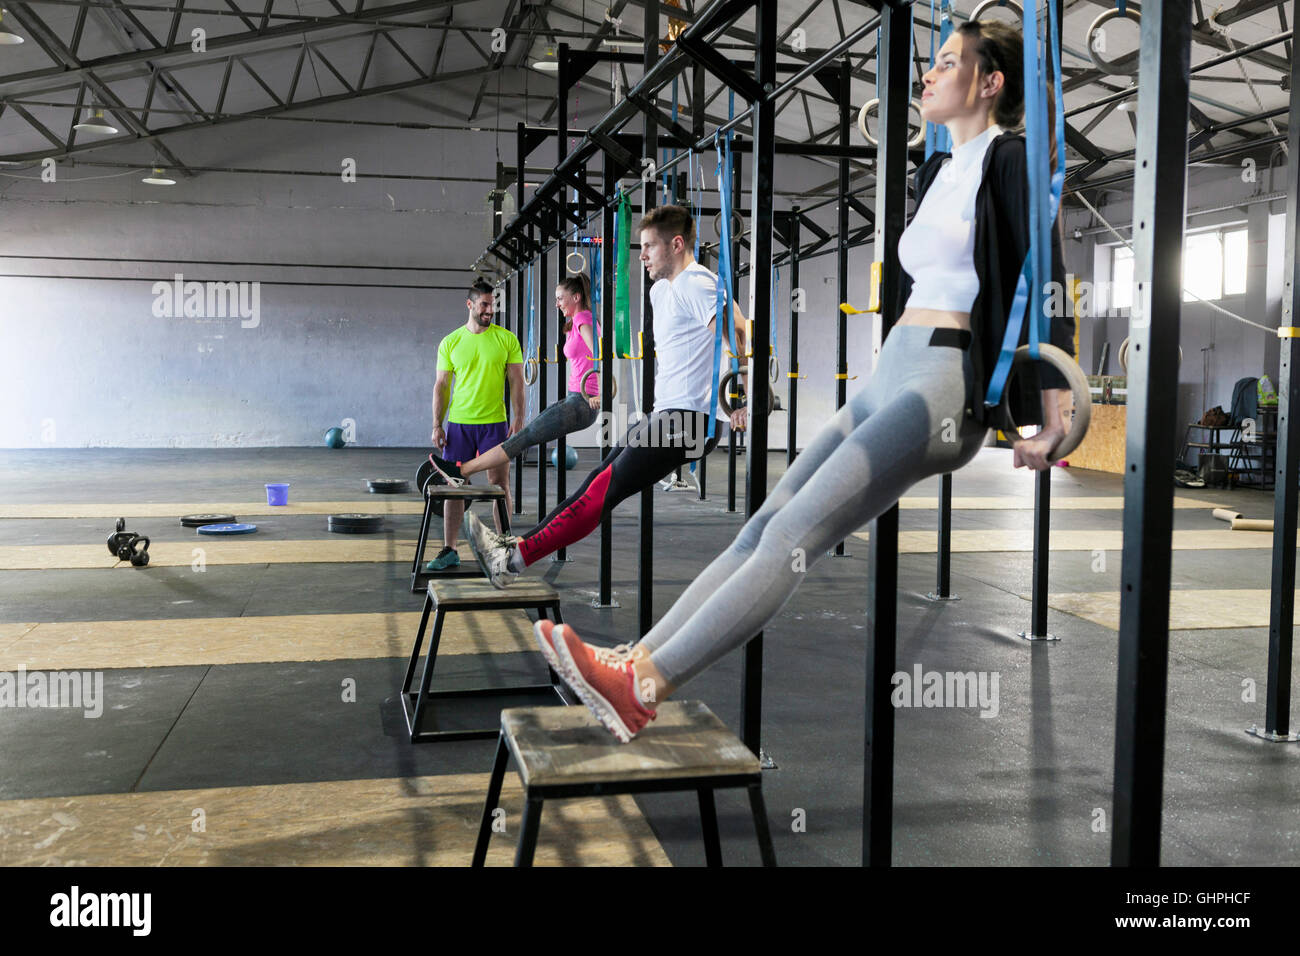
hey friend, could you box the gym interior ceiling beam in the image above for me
[0,0,482,97]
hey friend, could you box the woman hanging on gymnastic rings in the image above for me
[536,17,1093,743]
[427,272,610,486]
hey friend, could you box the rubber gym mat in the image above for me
[847,528,1290,553]
[0,495,1221,518]
[1022,588,1293,632]
[0,773,670,867]
[0,500,427,519]
[0,539,433,570]
[1,610,536,670]
[9,523,1284,572]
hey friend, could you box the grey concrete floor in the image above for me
[1,445,1297,866]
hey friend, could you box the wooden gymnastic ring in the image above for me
[580,367,616,401]
[995,343,1093,461]
[523,356,539,386]
[719,369,775,416]
[566,251,587,274]
[1087,6,1141,77]
[713,210,746,242]
[970,0,1023,23]
[1117,336,1181,374]
[857,98,925,149]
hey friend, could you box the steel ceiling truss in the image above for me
[0,0,488,163]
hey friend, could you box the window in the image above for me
[1223,229,1247,296]
[1183,232,1223,302]
[1108,226,1248,307]
[1111,246,1134,310]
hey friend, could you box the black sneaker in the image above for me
[427,452,467,487]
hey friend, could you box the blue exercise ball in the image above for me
[551,446,579,469]
[324,427,346,448]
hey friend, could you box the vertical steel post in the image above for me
[1111,0,1192,868]
[599,159,617,607]
[1257,0,1300,743]
[740,0,777,757]
[787,207,801,466]
[834,58,851,555]
[515,125,528,514]
[638,0,660,637]
[694,59,709,502]
[537,241,549,524]
[932,473,952,598]
[556,43,570,560]
[864,4,911,868]
[726,137,743,514]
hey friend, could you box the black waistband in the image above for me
[928,327,972,350]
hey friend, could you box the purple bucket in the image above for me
[265,483,290,506]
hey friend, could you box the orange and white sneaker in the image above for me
[550,624,656,743]
[533,620,636,672]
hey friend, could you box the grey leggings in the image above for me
[639,324,990,687]
[501,391,598,459]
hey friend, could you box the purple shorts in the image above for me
[443,420,508,463]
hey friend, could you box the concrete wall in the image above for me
[1064,158,1289,465]
[2,98,1290,452]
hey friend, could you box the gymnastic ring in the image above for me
[580,367,616,401]
[713,210,746,242]
[719,369,776,416]
[1087,7,1141,77]
[769,354,780,384]
[995,343,1092,461]
[523,356,539,386]
[1117,336,1181,375]
[566,251,587,274]
[969,0,1023,24]
[857,98,925,149]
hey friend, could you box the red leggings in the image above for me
[517,409,717,566]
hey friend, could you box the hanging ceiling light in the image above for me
[600,37,642,48]
[141,167,176,186]
[0,10,24,44]
[532,47,559,72]
[73,108,118,135]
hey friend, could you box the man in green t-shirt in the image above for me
[428,278,524,570]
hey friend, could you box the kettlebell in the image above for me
[128,536,151,567]
[106,517,127,556]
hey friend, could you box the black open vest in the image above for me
[895,131,1076,431]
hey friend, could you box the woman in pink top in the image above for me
[428,274,603,484]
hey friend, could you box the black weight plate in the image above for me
[416,459,433,493]
[327,523,382,534]
[328,513,383,533]
[367,478,410,494]
[181,513,237,528]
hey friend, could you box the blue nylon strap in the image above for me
[708,104,740,440]
[983,0,1067,410]
[771,265,779,361]
[525,262,534,357]
[933,2,953,155]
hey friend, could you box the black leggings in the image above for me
[516,409,718,566]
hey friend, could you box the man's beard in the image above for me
[475,312,492,327]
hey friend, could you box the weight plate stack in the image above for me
[328,513,384,534]
[182,513,237,528]
[366,478,410,494]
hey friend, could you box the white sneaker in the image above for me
[464,510,518,589]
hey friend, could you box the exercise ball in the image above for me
[551,446,579,470]
[324,427,346,449]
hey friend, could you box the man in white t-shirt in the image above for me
[465,204,748,588]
